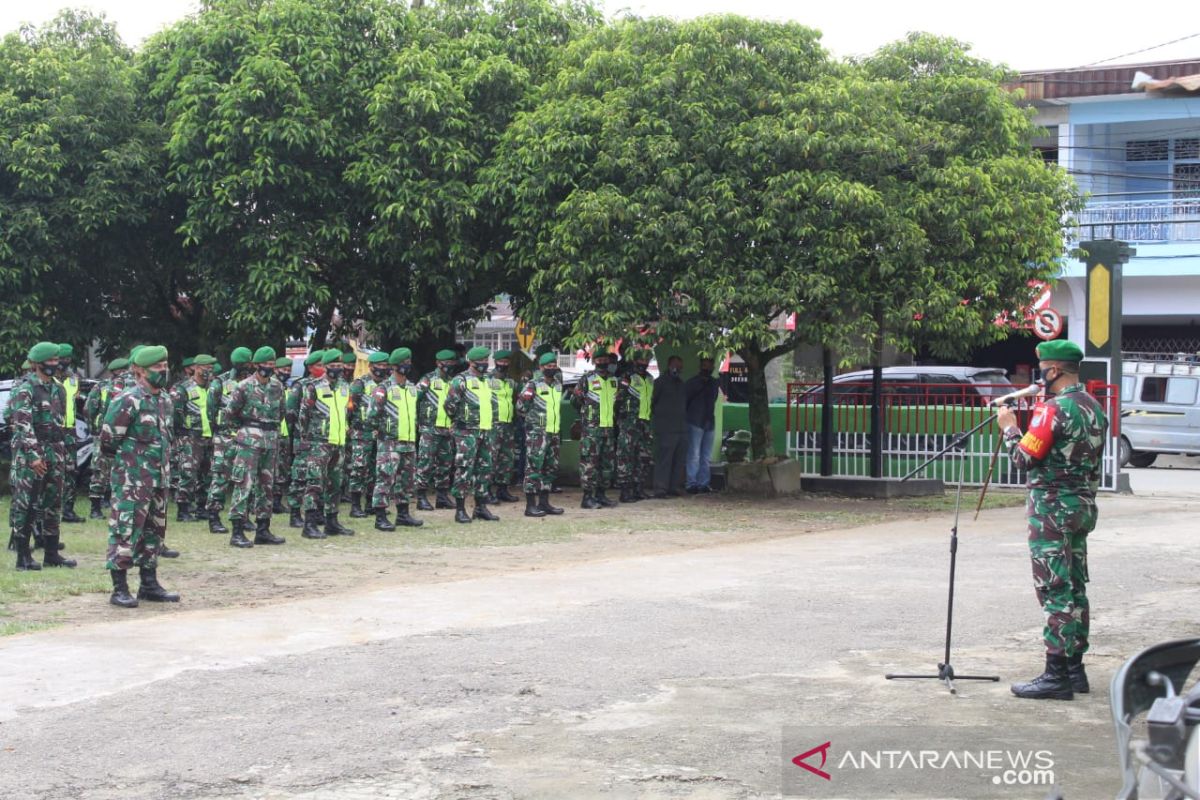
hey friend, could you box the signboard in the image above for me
[1033,307,1063,340]
[515,319,536,352]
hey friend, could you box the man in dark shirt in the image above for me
[684,356,720,493]
[650,355,687,497]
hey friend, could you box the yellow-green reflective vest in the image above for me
[465,377,493,431]
[280,417,289,437]
[537,385,562,434]
[495,380,514,423]
[430,378,451,428]
[315,384,349,445]
[387,384,418,443]
[631,373,653,421]
[188,385,212,438]
[587,375,616,428]
[63,375,78,428]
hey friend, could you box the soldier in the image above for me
[367,348,424,530]
[57,343,85,524]
[286,350,325,528]
[224,346,287,548]
[488,350,520,504]
[273,356,294,515]
[299,349,353,538]
[346,351,379,519]
[101,345,179,607]
[997,339,1108,701]
[573,348,619,509]
[170,354,217,522]
[85,356,129,518]
[205,346,253,534]
[616,349,655,503]
[8,342,76,570]
[414,350,458,512]
[516,352,565,518]
[443,346,500,524]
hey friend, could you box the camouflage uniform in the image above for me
[286,375,312,513]
[169,376,213,510]
[489,369,519,491]
[573,369,619,495]
[616,371,654,492]
[86,375,125,503]
[7,375,66,558]
[443,368,495,501]
[225,376,283,524]
[299,375,350,512]
[100,383,173,570]
[369,375,420,508]
[274,414,292,504]
[415,368,454,494]
[1004,383,1108,657]
[347,375,378,502]
[516,374,563,493]
[205,368,242,515]
[60,369,82,516]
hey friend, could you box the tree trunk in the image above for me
[869,301,885,479]
[741,344,774,461]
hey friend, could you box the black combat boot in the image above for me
[110,569,137,608]
[473,498,499,522]
[374,507,396,531]
[1067,653,1089,694]
[635,485,648,501]
[416,492,434,511]
[496,485,519,503]
[272,494,285,515]
[325,513,355,536]
[228,519,254,548]
[14,533,41,571]
[436,489,455,510]
[595,489,618,508]
[524,493,546,518]
[1011,654,1074,700]
[302,510,327,539]
[396,503,424,528]
[288,507,304,528]
[580,493,600,510]
[61,505,84,523]
[208,511,229,534]
[349,492,368,518]
[137,566,180,602]
[254,518,286,545]
[175,502,197,523]
[619,486,636,504]
[158,543,180,559]
[454,497,472,524]
[42,535,77,568]
[485,488,499,505]
[88,497,104,519]
[194,507,210,521]
[538,491,564,515]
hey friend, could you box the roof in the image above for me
[1014,57,1200,102]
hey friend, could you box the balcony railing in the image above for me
[1078,198,1200,243]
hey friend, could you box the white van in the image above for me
[1119,355,1200,467]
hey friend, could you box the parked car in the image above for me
[797,366,1015,405]
[1119,356,1200,468]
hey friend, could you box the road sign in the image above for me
[515,319,536,352]
[1033,307,1064,341]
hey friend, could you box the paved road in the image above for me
[0,488,1197,799]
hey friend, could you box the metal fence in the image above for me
[785,382,1122,491]
[1077,199,1200,243]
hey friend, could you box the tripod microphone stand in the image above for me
[885,413,1001,695]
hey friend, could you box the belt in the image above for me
[240,421,278,430]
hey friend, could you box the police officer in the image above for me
[286,350,325,528]
[170,354,217,522]
[224,346,287,548]
[443,346,500,524]
[516,352,565,517]
[997,339,1108,700]
[58,343,86,524]
[367,348,424,529]
[299,349,353,538]
[206,347,253,534]
[573,348,619,509]
[414,350,458,511]
[85,356,129,518]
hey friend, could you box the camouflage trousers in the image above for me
[89,449,113,500]
[206,431,236,512]
[169,436,180,495]
[229,443,274,522]
[616,418,653,489]
[416,429,453,491]
[347,436,376,497]
[579,425,616,493]
[9,446,64,543]
[174,432,212,507]
[274,435,292,498]
[288,438,311,511]
[372,440,416,508]
[106,485,167,570]
[452,427,493,500]
[1027,489,1096,658]
[489,422,517,488]
[62,436,79,514]
[523,428,560,494]
[303,441,343,513]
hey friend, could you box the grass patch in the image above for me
[888,490,1026,513]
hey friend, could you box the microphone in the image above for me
[989,382,1043,407]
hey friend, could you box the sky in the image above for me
[1,0,1198,73]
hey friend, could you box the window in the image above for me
[1121,376,1134,403]
[1175,163,1200,215]
[1177,138,1200,160]
[1126,139,1169,161]
[1166,377,1198,405]
[1141,377,1166,402]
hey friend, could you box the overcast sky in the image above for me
[2,0,1197,72]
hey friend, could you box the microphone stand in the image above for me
[885,412,1001,695]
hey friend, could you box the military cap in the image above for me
[435,349,457,361]
[303,350,324,367]
[367,351,389,364]
[108,357,129,372]
[466,346,490,361]
[389,347,413,365]
[321,349,343,365]
[493,349,512,361]
[181,357,195,368]
[129,345,146,360]
[1036,340,1084,363]
[275,356,293,368]
[58,343,74,359]
[27,342,59,363]
[538,352,558,367]
[230,346,253,365]
[342,351,357,365]
[193,354,217,366]
[252,345,276,363]
[133,345,168,367]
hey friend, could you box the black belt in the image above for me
[241,421,278,429]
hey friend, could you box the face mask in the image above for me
[606,363,618,374]
[636,364,648,373]
[309,366,325,380]
[147,369,169,389]
[669,367,680,377]
[542,368,558,381]
[196,371,211,386]
[371,367,389,380]
[494,364,508,375]
[438,363,453,376]
[472,361,489,373]
[397,364,411,376]
[257,366,274,379]
[326,368,342,381]
[276,371,290,382]
[41,363,59,377]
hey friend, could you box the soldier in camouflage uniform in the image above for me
[85,356,129,518]
[299,349,354,538]
[57,343,86,524]
[346,352,379,518]
[286,351,325,528]
[8,342,76,570]
[616,349,655,503]
[998,339,1108,701]
[169,354,217,522]
[414,350,458,511]
[205,347,253,534]
[224,346,287,548]
[443,346,500,523]
[367,348,424,530]
[516,352,565,518]
[101,345,180,607]
[487,350,520,504]
[272,356,294,515]
[572,348,619,509]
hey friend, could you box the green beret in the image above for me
[193,354,217,366]
[275,357,293,368]
[1036,340,1084,363]
[230,347,253,365]
[389,347,413,365]
[133,345,168,368]
[58,343,74,359]
[252,345,276,363]
[303,350,323,367]
[181,357,195,368]
[435,349,456,361]
[493,349,512,361]
[367,351,389,364]
[321,349,343,365]
[342,351,357,365]
[27,342,60,363]
[107,357,129,372]
[129,345,146,360]
[214,363,223,372]
[538,352,558,367]
[466,346,490,361]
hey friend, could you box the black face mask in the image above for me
[371,367,389,381]
[257,366,274,379]
[41,363,59,377]
[396,364,412,376]
[326,368,342,381]
[471,361,488,373]
[636,364,648,374]
[542,368,559,381]
[494,364,508,375]
[276,371,289,382]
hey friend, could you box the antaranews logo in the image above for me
[791,741,832,781]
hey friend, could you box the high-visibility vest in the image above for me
[63,375,78,428]
[430,378,451,428]
[495,379,514,423]
[314,384,349,445]
[387,384,418,443]
[587,375,616,428]
[536,384,563,434]
[280,417,289,437]
[465,377,493,431]
[630,373,653,421]
[188,385,212,438]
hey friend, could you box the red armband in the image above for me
[1018,403,1054,460]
